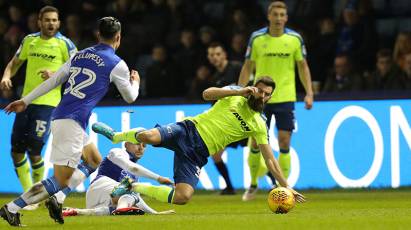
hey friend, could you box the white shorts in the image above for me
[50,119,90,168]
[86,176,119,209]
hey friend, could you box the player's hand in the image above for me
[39,70,54,80]
[288,187,306,203]
[155,210,175,215]
[238,86,258,97]
[304,94,313,110]
[4,99,27,114]
[157,176,173,185]
[130,70,140,84]
[0,78,13,90]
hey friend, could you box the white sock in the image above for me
[68,168,87,189]
[6,202,21,213]
[135,195,157,214]
[54,169,88,204]
[117,194,137,209]
[77,207,110,216]
[54,191,66,204]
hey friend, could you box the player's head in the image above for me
[125,142,146,160]
[97,16,122,50]
[267,1,288,30]
[207,42,227,68]
[248,77,275,112]
[38,6,60,38]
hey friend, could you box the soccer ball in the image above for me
[267,187,295,214]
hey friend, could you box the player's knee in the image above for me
[82,144,102,168]
[138,130,157,143]
[173,191,192,205]
[28,155,42,164]
[11,139,26,155]
[212,152,223,162]
[27,139,45,156]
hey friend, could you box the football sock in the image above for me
[14,155,33,192]
[279,149,291,179]
[135,195,157,214]
[76,207,110,216]
[7,176,62,213]
[113,128,142,144]
[248,148,262,187]
[31,158,45,184]
[117,194,138,209]
[266,172,276,186]
[214,161,233,189]
[54,162,96,204]
[132,183,174,203]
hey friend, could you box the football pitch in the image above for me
[1,189,411,229]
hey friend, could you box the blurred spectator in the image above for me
[199,26,216,49]
[145,44,179,98]
[403,52,411,89]
[8,5,25,31]
[207,42,241,87]
[26,13,38,33]
[309,18,337,84]
[64,14,86,49]
[364,49,405,91]
[229,32,247,62]
[173,29,201,88]
[336,2,377,71]
[223,8,252,42]
[187,65,213,100]
[322,54,363,92]
[198,26,217,64]
[393,32,411,71]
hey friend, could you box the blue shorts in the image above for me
[155,120,209,188]
[11,104,54,155]
[263,102,295,131]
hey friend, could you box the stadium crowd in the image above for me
[0,0,410,103]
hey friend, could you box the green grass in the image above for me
[1,189,411,229]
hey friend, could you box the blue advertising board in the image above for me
[1,99,411,193]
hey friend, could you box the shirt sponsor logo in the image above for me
[232,112,251,132]
[264,52,290,58]
[28,52,56,60]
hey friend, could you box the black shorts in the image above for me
[11,104,54,155]
[263,102,295,132]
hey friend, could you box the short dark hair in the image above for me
[98,16,121,40]
[208,42,226,52]
[39,6,59,20]
[376,49,392,60]
[255,76,276,93]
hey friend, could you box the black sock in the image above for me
[214,161,233,189]
[266,172,276,186]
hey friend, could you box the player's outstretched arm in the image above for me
[107,148,173,184]
[4,99,27,114]
[202,86,258,101]
[238,59,255,87]
[259,144,306,203]
[20,61,70,106]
